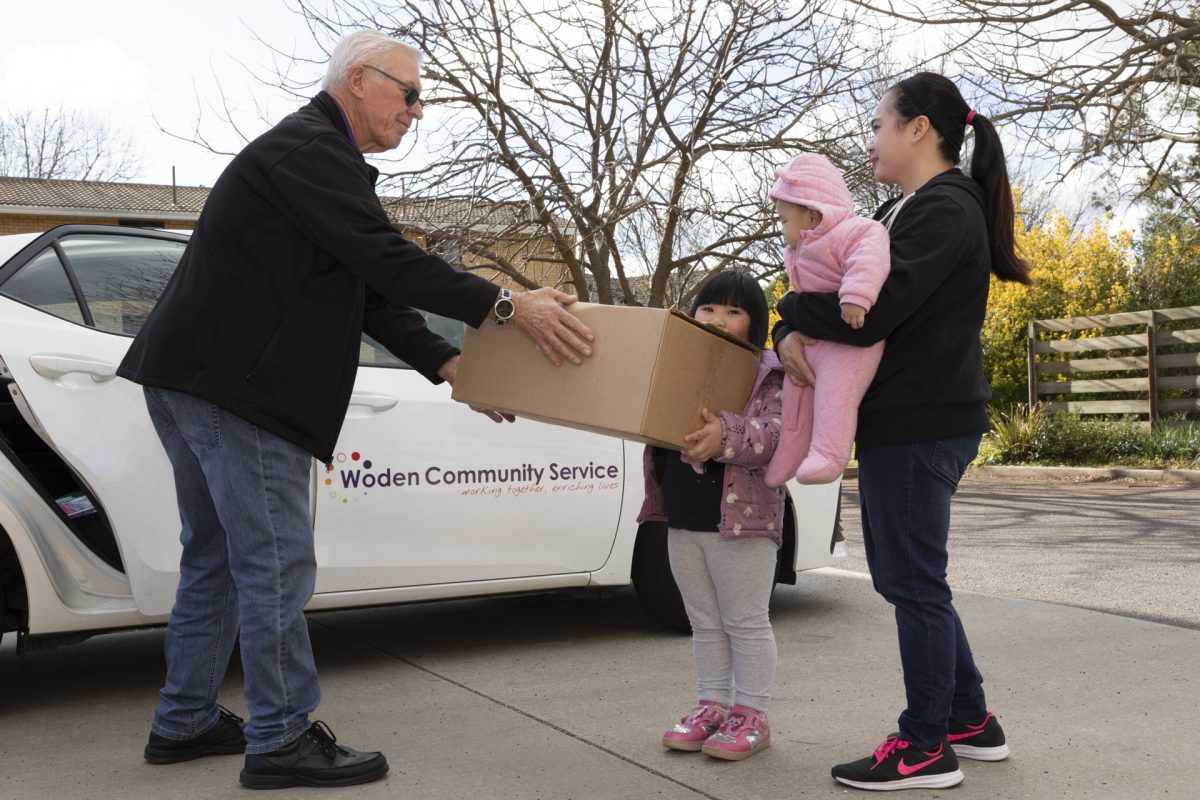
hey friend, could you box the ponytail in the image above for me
[967,114,1030,284]
[892,73,1031,285]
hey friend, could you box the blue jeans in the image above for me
[857,435,988,750]
[144,387,319,754]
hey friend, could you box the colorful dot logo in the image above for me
[327,450,374,504]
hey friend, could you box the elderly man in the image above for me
[117,30,592,790]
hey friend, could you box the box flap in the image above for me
[668,309,761,355]
[641,314,760,446]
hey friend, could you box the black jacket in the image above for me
[773,168,992,447]
[118,92,499,461]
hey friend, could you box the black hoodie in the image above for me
[773,168,992,447]
[118,92,499,461]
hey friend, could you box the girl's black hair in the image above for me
[688,271,769,348]
[891,72,1031,285]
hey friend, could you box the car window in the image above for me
[359,312,465,369]
[58,235,186,335]
[0,248,86,324]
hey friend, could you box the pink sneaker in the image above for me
[662,701,728,751]
[701,704,770,761]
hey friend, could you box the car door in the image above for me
[0,227,627,612]
[0,228,189,616]
[310,321,627,592]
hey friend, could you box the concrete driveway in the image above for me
[2,564,1196,799]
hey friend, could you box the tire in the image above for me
[0,533,29,635]
[631,523,782,633]
[631,523,690,632]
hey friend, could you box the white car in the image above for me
[0,224,845,653]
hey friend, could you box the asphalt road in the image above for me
[836,472,1200,630]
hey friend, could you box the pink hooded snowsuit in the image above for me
[764,154,890,486]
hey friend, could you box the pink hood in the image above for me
[769,154,890,308]
[769,153,855,235]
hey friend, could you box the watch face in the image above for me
[496,299,515,319]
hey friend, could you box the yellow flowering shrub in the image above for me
[1132,223,1200,309]
[983,207,1136,405]
[764,273,787,349]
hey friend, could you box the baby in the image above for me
[764,154,890,486]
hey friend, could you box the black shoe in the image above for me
[832,735,963,791]
[239,721,388,790]
[949,710,1009,761]
[144,706,247,764]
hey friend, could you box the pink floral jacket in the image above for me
[638,350,786,544]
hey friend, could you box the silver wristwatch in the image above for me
[494,288,515,325]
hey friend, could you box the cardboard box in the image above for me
[451,303,761,450]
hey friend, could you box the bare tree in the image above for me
[0,107,140,181]
[261,0,884,307]
[841,1,1200,207]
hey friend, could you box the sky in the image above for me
[0,0,1143,232]
[0,0,324,187]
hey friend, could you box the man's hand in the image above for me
[436,354,460,384]
[471,406,516,423]
[511,288,594,366]
[840,302,867,329]
[682,408,723,463]
[776,332,816,387]
[439,354,515,422]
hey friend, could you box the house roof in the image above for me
[0,176,208,220]
[0,176,566,236]
[382,196,553,234]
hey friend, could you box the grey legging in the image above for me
[667,528,778,711]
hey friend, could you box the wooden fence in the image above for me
[1026,305,1200,422]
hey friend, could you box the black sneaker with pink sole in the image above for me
[948,710,1009,761]
[832,736,964,791]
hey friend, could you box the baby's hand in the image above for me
[682,408,723,463]
[841,302,867,329]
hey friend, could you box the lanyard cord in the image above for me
[880,192,914,232]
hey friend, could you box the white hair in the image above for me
[322,30,422,93]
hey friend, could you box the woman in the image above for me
[773,72,1030,791]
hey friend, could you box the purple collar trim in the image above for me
[333,99,357,148]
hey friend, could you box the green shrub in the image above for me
[979,404,1045,464]
[979,408,1200,467]
[1030,414,1145,465]
[1141,418,1200,467]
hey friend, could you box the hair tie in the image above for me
[965,109,978,125]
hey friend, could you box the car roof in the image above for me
[0,232,42,265]
[0,224,191,270]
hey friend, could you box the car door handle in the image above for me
[29,354,117,383]
[348,392,399,412]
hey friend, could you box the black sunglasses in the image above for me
[364,65,422,107]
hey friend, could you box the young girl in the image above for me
[774,72,1029,791]
[638,271,784,761]
[763,153,891,487]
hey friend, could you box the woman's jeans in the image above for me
[144,386,319,754]
[856,434,989,750]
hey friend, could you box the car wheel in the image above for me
[631,523,690,633]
